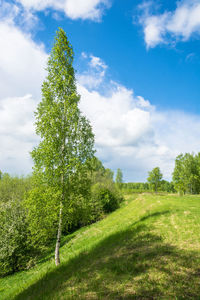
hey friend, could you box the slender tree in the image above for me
[31,28,95,266]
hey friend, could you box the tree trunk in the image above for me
[55,201,63,266]
[55,104,66,266]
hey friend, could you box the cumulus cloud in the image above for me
[0,95,38,175]
[139,0,200,48]
[16,0,111,21]
[0,20,46,175]
[1,17,200,181]
[0,21,47,99]
[77,53,108,89]
[0,0,38,30]
[78,79,200,180]
[78,84,153,148]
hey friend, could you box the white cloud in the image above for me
[0,1,20,21]
[143,14,168,48]
[77,54,108,89]
[16,0,110,21]
[89,55,107,70]
[78,84,153,148]
[1,18,200,181]
[0,21,46,175]
[0,21,47,99]
[0,95,38,175]
[0,0,38,30]
[139,0,200,48]
[78,78,200,181]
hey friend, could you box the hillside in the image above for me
[1,194,200,299]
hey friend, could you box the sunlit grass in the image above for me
[1,193,200,299]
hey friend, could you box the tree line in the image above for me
[122,152,200,194]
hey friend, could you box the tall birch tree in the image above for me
[31,28,95,266]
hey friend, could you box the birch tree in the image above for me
[31,28,95,266]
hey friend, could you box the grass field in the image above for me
[1,193,200,299]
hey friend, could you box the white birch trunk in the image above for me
[55,201,63,266]
[55,103,66,266]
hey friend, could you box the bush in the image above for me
[0,174,34,277]
[91,183,123,215]
[99,188,119,213]
[0,200,32,277]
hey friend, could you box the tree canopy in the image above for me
[147,167,163,192]
[172,153,200,195]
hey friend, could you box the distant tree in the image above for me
[172,154,186,195]
[0,170,2,180]
[28,28,95,266]
[115,168,123,189]
[89,157,106,184]
[160,180,175,193]
[172,153,200,195]
[0,174,33,203]
[147,167,163,192]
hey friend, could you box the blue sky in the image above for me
[0,0,200,181]
[30,0,200,113]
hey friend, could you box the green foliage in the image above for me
[0,200,32,277]
[98,187,119,213]
[91,183,122,214]
[147,167,163,192]
[115,168,123,189]
[31,28,94,189]
[26,28,95,261]
[88,157,123,217]
[0,173,33,203]
[122,181,174,194]
[89,157,114,185]
[0,174,34,276]
[122,182,150,193]
[62,167,95,232]
[160,180,175,193]
[25,184,60,249]
[173,153,200,194]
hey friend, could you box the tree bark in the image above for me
[55,200,63,266]
[55,102,66,266]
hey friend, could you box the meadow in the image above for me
[1,193,200,299]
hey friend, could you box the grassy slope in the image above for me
[1,194,200,299]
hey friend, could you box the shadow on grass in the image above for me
[14,211,200,300]
[136,210,171,223]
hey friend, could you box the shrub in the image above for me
[91,183,123,214]
[0,200,32,277]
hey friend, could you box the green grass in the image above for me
[1,193,200,299]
